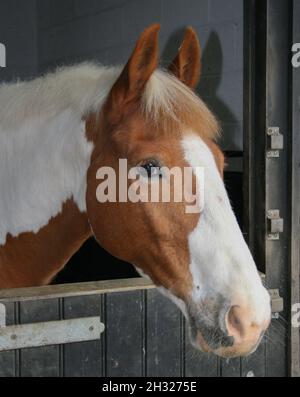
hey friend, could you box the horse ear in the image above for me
[168,27,201,89]
[106,24,160,117]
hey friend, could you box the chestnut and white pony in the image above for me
[0,25,271,357]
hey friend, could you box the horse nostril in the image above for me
[226,305,251,342]
[220,335,235,348]
[230,310,242,328]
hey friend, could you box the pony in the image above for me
[0,24,271,358]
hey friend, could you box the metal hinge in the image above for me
[266,127,284,158]
[269,289,284,318]
[0,303,105,352]
[267,209,284,240]
[262,275,284,317]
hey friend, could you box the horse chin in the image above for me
[215,331,264,358]
[214,343,259,359]
[191,332,249,358]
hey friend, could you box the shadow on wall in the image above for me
[38,27,240,152]
[162,29,238,150]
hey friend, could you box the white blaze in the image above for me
[181,133,270,325]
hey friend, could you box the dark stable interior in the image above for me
[54,171,243,284]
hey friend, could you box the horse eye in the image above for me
[141,160,162,178]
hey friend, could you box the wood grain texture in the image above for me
[18,299,60,377]
[146,289,182,377]
[0,278,154,303]
[0,302,17,377]
[63,295,103,377]
[105,290,144,377]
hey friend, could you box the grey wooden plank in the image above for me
[0,278,154,303]
[63,295,102,377]
[221,357,241,377]
[184,322,219,377]
[0,302,17,377]
[290,0,300,377]
[105,290,144,377]
[241,337,266,377]
[265,319,287,377]
[146,289,182,377]
[19,299,60,377]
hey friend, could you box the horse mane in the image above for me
[143,69,220,140]
[0,62,219,140]
[0,63,121,130]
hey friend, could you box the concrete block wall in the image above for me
[0,0,243,151]
[37,0,243,151]
[0,0,38,81]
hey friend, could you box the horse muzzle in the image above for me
[187,297,271,358]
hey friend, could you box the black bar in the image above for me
[243,0,267,268]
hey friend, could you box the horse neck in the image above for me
[0,63,121,288]
[0,108,95,288]
[0,199,92,288]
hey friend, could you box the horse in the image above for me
[0,24,271,358]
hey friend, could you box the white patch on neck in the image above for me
[0,111,93,246]
[181,133,270,325]
[0,63,123,246]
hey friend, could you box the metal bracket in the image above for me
[0,303,105,352]
[269,289,284,318]
[267,209,284,240]
[266,127,284,158]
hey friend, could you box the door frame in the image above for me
[244,0,299,377]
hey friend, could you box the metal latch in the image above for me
[266,127,284,158]
[267,209,284,240]
[0,303,105,352]
[269,289,284,318]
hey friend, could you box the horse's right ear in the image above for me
[168,27,201,89]
[105,24,160,121]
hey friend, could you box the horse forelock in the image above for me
[142,69,220,141]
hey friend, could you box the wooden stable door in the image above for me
[0,278,283,377]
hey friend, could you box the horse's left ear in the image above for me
[105,24,160,120]
[168,27,201,89]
